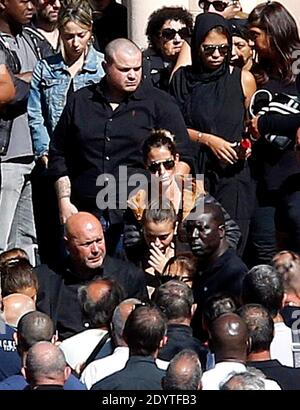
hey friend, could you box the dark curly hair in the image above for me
[146,6,194,52]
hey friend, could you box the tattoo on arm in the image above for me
[55,176,71,200]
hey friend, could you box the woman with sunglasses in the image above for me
[170,13,256,255]
[246,2,300,266]
[143,6,193,91]
[124,129,241,266]
[171,0,246,75]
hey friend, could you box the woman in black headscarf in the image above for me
[170,12,256,254]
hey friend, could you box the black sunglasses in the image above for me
[198,0,239,12]
[160,27,191,41]
[148,158,175,174]
[201,44,230,56]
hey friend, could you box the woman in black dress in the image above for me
[247,1,300,265]
[170,12,256,254]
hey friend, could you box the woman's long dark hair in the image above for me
[248,1,300,85]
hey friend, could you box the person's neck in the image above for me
[247,350,271,362]
[168,318,191,327]
[215,354,246,365]
[201,242,228,267]
[0,18,22,37]
[104,83,126,104]
[35,18,57,33]
[38,27,59,50]
[273,312,284,324]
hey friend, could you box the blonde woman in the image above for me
[28,0,105,166]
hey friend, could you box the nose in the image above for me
[154,237,161,247]
[54,0,61,8]
[231,45,237,57]
[173,33,181,42]
[27,1,34,11]
[191,227,199,238]
[127,69,136,80]
[72,36,80,48]
[208,4,215,12]
[212,48,221,57]
[90,241,99,253]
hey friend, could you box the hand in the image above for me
[123,224,142,247]
[249,116,261,140]
[39,155,48,168]
[221,1,242,18]
[207,135,238,165]
[148,243,170,275]
[58,197,78,225]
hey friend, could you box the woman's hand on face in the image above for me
[148,243,170,275]
[207,134,238,164]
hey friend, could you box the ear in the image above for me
[102,60,108,74]
[159,335,168,349]
[64,366,71,382]
[13,331,18,346]
[246,336,252,355]
[51,332,60,346]
[219,224,225,240]
[282,292,288,307]
[191,303,197,318]
[174,153,180,163]
[21,366,27,380]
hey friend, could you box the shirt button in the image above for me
[106,137,110,142]
[108,118,112,122]
[204,287,208,292]
[104,177,109,182]
[105,156,110,160]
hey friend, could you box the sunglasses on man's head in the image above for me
[148,158,175,174]
[201,44,230,56]
[160,27,191,41]
[198,0,239,12]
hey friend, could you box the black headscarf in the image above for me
[170,13,233,131]
[189,13,232,83]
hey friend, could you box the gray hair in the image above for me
[220,369,266,390]
[162,349,202,390]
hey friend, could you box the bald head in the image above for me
[64,212,106,275]
[112,298,141,345]
[103,39,142,98]
[105,38,141,63]
[2,293,35,328]
[209,313,249,362]
[163,350,202,390]
[24,341,69,387]
[65,212,102,240]
[78,278,124,328]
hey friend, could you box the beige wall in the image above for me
[125,0,300,47]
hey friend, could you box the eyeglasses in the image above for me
[198,0,240,12]
[160,27,191,41]
[148,158,175,174]
[201,44,230,56]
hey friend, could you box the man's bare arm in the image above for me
[55,176,78,224]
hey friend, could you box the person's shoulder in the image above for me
[0,375,26,390]
[90,368,122,390]
[103,255,142,274]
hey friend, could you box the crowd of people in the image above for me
[0,0,300,391]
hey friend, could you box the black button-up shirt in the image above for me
[49,78,193,220]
